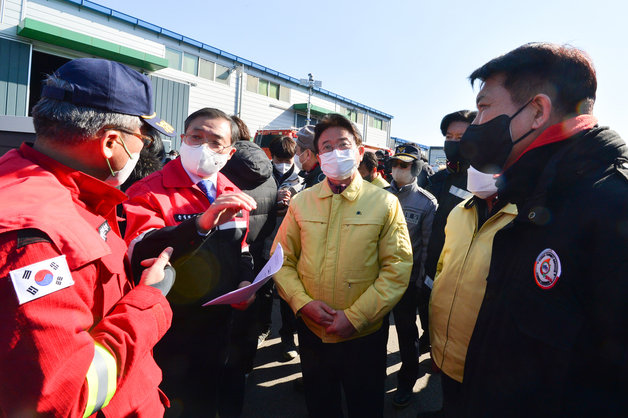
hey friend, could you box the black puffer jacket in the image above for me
[463,126,628,417]
[221,141,277,272]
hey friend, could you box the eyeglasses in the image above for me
[183,134,231,153]
[391,161,411,169]
[319,141,354,154]
[104,126,155,147]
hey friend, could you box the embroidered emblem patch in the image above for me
[98,221,111,241]
[534,248,561,289]
[9,255,75,305]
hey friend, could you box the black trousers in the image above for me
[392,282,419,390]
[157,305,232,418]
[297,318,389,418]
[279,298,297,343]
[441,373,463,418]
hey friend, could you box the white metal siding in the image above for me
[26,0,165,58]
[154,67,237,118]
[2,0,24,26]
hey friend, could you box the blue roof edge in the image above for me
[61,0,393,119]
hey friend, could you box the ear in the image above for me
[100,129,120,159]
[530,94,552,129]
[227,146,237,158]
[356,145,365,162]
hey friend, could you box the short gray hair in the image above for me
[32,74,142,144]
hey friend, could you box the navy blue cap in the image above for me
[41,58,175,136]
[391,144,420,162]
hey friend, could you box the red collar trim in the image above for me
[514,115,598,164]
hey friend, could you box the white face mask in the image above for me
[104,132,140,189]
[294,150,308,171]
[179,142,230,179]
[319,148,358,180]
[274,162,292,175]
[105,152,139,187]
[391,166,415,186]
[467,165,499,199]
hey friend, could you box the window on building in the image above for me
[258,79,268,96]
[248,75,280,100]
[279,85,290,102]
[268,82,279,100]
[165,47,182,70]
[369,116,384,130]
[199,58,215,80]
[346,109,358,123]
[247,75,259,92]
[296,114,320,128]
[182,54,198,76]
[215,63,231,84]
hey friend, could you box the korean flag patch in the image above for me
[9,255,74,305]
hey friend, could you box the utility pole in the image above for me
[299,73,322,126]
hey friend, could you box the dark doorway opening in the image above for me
[28,51,70,115]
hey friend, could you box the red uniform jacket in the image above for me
[0,144,172,417]
[123,158,252,303]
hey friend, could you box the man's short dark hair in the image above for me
[440,110,477,136]
[184,107,239,144]
[469,42,597,116]
[314,113,362,154]
[230,115,251,141]
[269,136,296,159]
[359,151,378,172]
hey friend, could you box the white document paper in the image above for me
[202,243,284,306]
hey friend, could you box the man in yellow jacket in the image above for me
[426,167,516,417]
[273,113,413,417]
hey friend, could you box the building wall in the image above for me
[0,37,30,116]
[1,0,25,28]
[26,0,164,57]
[0,0,393,150]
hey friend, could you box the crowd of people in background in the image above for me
[1,41,627,418]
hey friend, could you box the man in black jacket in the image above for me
[219,117,278,417]
[459,42,628,417]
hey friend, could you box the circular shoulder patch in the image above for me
[534,248,561,289]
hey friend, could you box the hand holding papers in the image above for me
[202,244,284,306]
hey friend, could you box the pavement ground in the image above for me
[241,297,443,417]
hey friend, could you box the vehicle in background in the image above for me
[254,128,299,159]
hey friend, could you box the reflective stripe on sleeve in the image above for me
[83,342,117,418]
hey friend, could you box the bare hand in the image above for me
[325,310,356,338]
[230,281,256,311]
[197,192,257,232]
[277,189,292,205]
[299,300,336,326]
[139,247,174,286]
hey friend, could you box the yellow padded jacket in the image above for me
[273,174,412,343]
[429,198,517,381]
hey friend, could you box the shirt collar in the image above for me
[319,173,363,201]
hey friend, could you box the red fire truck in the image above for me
[253,128,299,158]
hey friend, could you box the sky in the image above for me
[97,0,628,147]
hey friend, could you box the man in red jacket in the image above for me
[0,58,179,417]
[123,107,257,417]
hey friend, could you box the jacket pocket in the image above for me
[339,217,383,272]
[509,287,582,351]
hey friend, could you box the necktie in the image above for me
[197,180,215,204]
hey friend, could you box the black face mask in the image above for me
[444,140,463,164]
[460,100,534,174]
